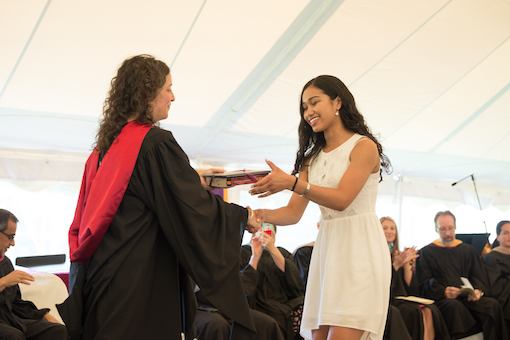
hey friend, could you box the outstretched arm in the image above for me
[251,139,380,212]
[254,165,311,226]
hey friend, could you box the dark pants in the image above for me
[194,308,284,340]
[436,297,508,340]
[0,319,67,340]
[384,305,412,340]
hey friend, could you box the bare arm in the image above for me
[255,166,311,226]
[248,236,264,270]
[259,233,285,272]
[251,139,380,212]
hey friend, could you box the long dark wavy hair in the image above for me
[95,54,170,155]
[292,75,391,181]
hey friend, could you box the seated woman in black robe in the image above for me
[381,216,450,340]
[482,220,510,336]
[240,225,305,340]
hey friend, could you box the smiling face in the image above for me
[382,219,397,245]
[0,219,16,257]
[497,223,510,249]
[301,86,341,133]
[150,73,175,122]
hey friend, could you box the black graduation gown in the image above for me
[293,245,313,290]
[390,266,449,340]
[240,245,305,340]
[193,279,285,340]
[416,242,507,340]
[0,256,67,339]
[383,305,412,340]
[482,251,510,327]
[194,291,285,340]
[58,127,256,340]
[0,257,49,329]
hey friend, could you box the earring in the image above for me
[335,109,339,116]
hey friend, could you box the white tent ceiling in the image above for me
[1,0,510,193]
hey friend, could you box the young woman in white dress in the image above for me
[250,75,392,340]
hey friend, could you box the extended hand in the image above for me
[199,168,225,191]
[249,160,294,198]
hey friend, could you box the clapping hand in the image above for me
[258,231,276,251]
[250,234,263,258]
[393,247,419,270]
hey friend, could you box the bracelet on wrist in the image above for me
[300,182,310,197]
[291,176,298,192]
[247,208,254,222]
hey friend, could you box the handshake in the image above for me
[198,168,271,234]
[245,207,265,234]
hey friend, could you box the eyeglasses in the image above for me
[438,227,456,233]
[0,230,15,241]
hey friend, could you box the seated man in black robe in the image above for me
[193,283,284,340]
[416,210,507,340]
[241,224,305,340]
[482,220,510,336]
[0,209,67,340]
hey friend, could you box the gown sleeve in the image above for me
[11,293,49,320]
[0,258,49,321]
[416,247,447,301]
[240,246,259,305]
[482,252,510,299]
[277,247,305,304]
[131,130,256,334]
[467,246,488,292]
[293,246,313,288]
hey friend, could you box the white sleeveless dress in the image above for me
[300,133,391,340]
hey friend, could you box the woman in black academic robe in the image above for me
[482,220,510,336]
[381,216,450,340]
[240,232,305,340]
[58,55,261,340]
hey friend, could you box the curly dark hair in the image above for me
[95,54,170,155]
[292,75,391,181]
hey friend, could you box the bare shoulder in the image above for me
[351,137,378,157]
[349,137,379,173]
